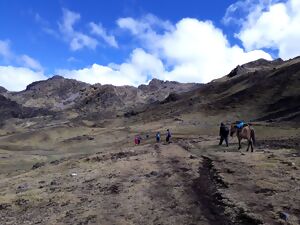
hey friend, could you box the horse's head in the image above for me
[230,123,237,137]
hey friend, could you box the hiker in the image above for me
[219,122,229,147]
[134,135,142,145]
[134,136,139,145]
[156,132,161,143]
[166,129,171,143]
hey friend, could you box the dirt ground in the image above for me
[0,117,299,225]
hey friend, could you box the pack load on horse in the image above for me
[230,121,255,152]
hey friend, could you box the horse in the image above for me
[230,123,256,152]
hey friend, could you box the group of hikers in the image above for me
[133,120,255,152]
[134,129,172,145]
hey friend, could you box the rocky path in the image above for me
[0,143,221,225]
[1,138,299,225]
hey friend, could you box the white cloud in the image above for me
[58,48,164,86]
[90,22,118,48]
[19,55,43,71]
[223,0,276,25]
[117,14,173,51]
[117,14,173,35]
[1,12,278,91]
[231,0,300,59]
[0,66,47,91]
[0,40,13,61]
[59,9,98,51]
[57,16,271,86]
[117,17,272,83]
[0,40,44,91]
[0,39,43,72]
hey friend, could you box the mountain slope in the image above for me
[134,57,300,123]
[2,77,199,120]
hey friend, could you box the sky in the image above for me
[0,0,300,91]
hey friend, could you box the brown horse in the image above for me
[230,123,256,152]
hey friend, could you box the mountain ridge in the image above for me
[0,56,300,123]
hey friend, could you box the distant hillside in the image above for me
[1,57,300,124]
[0,95,52,123]
[2,76,200,121]
[135,57,300,123]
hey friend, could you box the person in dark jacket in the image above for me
[156,132,161,143]
[219,122,229,147]
[166,129,171,143]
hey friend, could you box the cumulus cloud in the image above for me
[117,16,272,83]
[58,48,164,86]
[226,0,300,59]
[59,9,98,51]
[57,16,271,86]
[117,14,173,50]
[90,22,118,48]
[0,40,45,91]
[0,66,47,91]
[1,11,278,91]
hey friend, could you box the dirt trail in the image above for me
[0,143,224,225]
[1,136,299,225]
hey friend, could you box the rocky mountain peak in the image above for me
[0,86,7,93]
[227,58,285,78]
[49,75,65,80]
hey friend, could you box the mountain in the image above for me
[2,77,199,121]
[0,86,7,93]
[135,57,300,123]
[0,95,52,124]
[1,57,300,124]
[6,75,90,111]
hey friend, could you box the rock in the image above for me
[32,162,45,170]
[279,211,289,221]
[189,155,197,159]
[292,166,298,170]
[71,173,78,176]
[108,185,120,194]
[150,171,159,176]
[15,198,29,206]
[226,168,235,174]
[16,183,29,193]
[0,203,11,210]
[145,171,159,178]
[50,180,59,185]
[50,160,60,165]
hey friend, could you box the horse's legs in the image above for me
[238,138,241,150]
[246,140,251,152]
[251,140,254,152]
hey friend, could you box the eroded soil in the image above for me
[0,121,299,225]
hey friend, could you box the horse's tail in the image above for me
[251,128,256,145]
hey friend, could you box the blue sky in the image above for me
[0,0,300,91]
